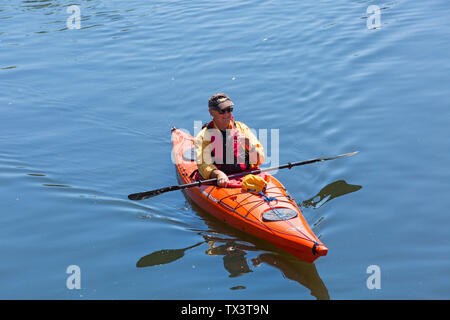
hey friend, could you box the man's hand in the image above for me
[211,170,229,187]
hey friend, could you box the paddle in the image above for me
[128,151,358,201]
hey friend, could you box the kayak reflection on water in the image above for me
[136,233,329,300]
[202,234,329,300]
[203,237,254,278]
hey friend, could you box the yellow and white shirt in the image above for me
[194,120,265,179]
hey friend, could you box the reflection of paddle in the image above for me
[301,180,362,209]
[136,241,205,268]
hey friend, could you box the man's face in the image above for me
[209,107,233,129]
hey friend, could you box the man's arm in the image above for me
[195,128,229,187]
[194,129,218,179]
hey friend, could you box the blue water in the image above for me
[1,0,449,299]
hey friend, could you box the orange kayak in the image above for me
[172,127,327,263]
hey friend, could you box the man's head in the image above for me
[208,93,234,129]
[208,93,234,111]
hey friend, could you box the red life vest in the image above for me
[202,118,250,174]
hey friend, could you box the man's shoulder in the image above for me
[195,124,217,141]
[235,121,257,135]
[195,126,207,140]
[234,121,250,129]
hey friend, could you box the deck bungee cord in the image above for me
[258,191,321,254]
[210,182,320,255]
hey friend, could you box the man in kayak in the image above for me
[195,93,265,187]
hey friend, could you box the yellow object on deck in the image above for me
[242,174,267,193]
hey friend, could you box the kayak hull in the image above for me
[172,128,327,263]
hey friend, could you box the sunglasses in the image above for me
[216,107,233,114]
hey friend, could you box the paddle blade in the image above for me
[323,151,359,161]
[338,151,358,158]
[128,185,180,200]
[128,192,156,201]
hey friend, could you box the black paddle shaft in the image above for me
[127,151,358,201]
